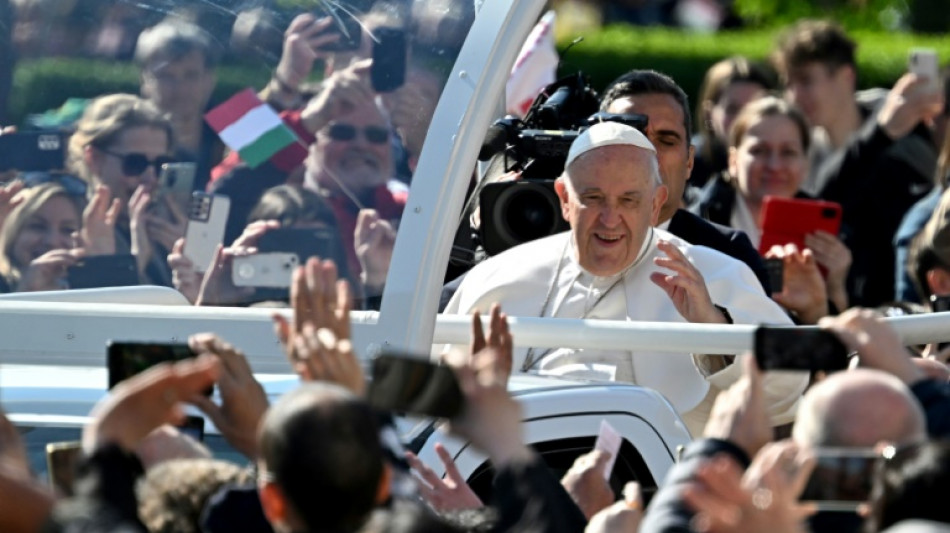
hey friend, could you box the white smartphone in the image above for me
[159,162,198,215]
[909,48,940,94]
[232,253,299,288]
[184,193,231,273]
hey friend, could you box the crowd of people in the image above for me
[2,2,950,532]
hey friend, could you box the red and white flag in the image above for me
[506,10,559,118]
[205,88,307,169]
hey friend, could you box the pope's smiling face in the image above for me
[555,144,667,276]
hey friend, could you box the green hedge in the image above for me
[558,26,950,112]
[8,58,270,127]
[8,27,950,129]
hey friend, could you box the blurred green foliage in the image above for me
[732,0,905,30]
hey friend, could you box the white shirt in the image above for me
[443,229,807,436]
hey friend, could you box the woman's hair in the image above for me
[936,121,950,189]
[67,93,172,184]
[728,95,811,153]
[866,441,950,532]
[0,183,83,285]
[696,56,774,150]
[248,185,337,228]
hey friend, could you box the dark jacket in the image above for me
[910,378,950,439]
[639,438,750,533]
[813,102,936,307]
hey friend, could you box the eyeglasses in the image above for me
[98,147,175,177]
[326,124,390,145]
[20,171,87,197]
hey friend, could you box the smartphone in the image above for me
[256,227,349,281]
[159,162,197,216]
[371,27,407,93]
[67,254,139,290]
[765,257,784,293]
[177,415,205,442]
[0,131,66,172]
[46,441,82,496]
[758,197,842,256]
[366,351,464,419]
[800,447,884,512]
[184,193,231,273]
[909,48,940,94]
[232,252,299,289]
[314,11,363,52]
[106,341,212,396]
[754,326,850,372]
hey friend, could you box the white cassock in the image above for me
[443,227,808,437]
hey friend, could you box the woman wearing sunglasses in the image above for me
[67,93,185,285]
[0,181,119,292]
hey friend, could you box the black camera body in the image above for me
[475,73,649,257]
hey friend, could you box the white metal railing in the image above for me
[0,299,948,373]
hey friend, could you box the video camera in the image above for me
[476,73,649,257]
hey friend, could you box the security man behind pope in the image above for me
[444,122,807,436]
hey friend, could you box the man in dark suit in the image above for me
[600,69,771,294]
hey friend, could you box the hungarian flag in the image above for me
[507,10,559,118]
[205,89,307,169]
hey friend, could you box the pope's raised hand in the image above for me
[650,240,728,324]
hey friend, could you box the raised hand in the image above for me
[651,240,728,324]
[766,243,829,324]
[168,238,200,303]
[405,442,484,512]
[470,304,513,383]
[561,450,615,519]
[188,334,269,460]
[355,208,396,293]
[300,58,375,135]
[703,355,772,458]
[819,308,924,385]
[804,231,851,311]
[274,14,339,92]
[878,72,946,140]
[78,184,120,256]
[273,257,362,394]
[82,355,220,453]
[129,185,154,276]
[146,194,187,252]
[17,248,83,292]
[585,482,644,533]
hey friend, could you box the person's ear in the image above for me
[554,177,570,221]
[375,463,392,505]
[259,481,289,526]
[926,268,950,296]
[652,184,669,225]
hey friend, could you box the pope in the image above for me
[444,122,808,435]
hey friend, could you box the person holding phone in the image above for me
[773,20,944,308]
[68,93,186,286]
[691,96,852,320]
[0,181,119,292]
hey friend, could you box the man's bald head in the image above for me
[793,369,926,447]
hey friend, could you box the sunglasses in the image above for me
[98,147,176,177]
[20,171,88,197]
[326,124,390,145]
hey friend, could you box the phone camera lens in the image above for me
[237,263,255,278]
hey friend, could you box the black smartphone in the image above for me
[314,11,363,52]
[46,441,82,496]
[67,254,139,290]
[366,351,463,419]
[106,341,212,396]
[257,227,349,280]
[765,257,784,293]
[799,447,884,511]
[177,415,205,442]
[754,326,850,372]
[371,27,407,93]
[0,131,66,172]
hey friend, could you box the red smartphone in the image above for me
[758,196,842,255]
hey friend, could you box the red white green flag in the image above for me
[205,88,306,168]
